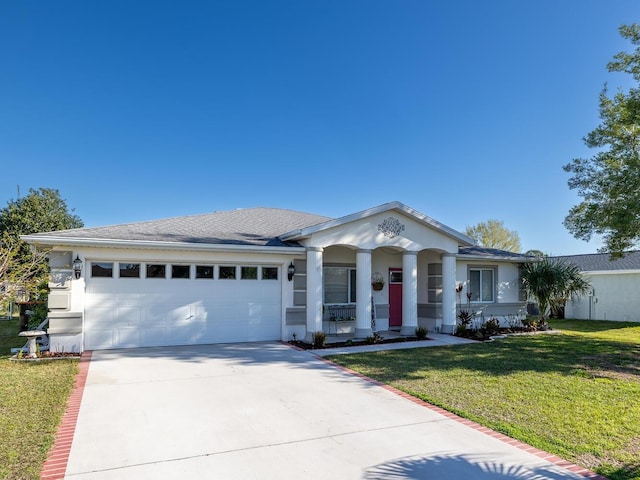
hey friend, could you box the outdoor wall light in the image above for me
[287,262,295,281]
[72,255,83,279]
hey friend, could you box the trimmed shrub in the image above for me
[415,326,428,339]
[312,331,326,348]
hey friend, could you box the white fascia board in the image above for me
[21,235,306,255]
[581,269,640,275]
[456,254,535,263]
[281,201,474,246]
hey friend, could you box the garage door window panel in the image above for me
[262,267,278,280]
[195,265,214,279]
[241,266,258,280]
[219,266,236,279]
[171,265,190,279]
[147,264,166,279]
[119,263,140,278]
[91,262,113,278]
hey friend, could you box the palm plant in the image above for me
[521,257,591,322]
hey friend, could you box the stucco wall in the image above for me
[455,261,521,304]
[300,211,461,253]
[565,271,640,322]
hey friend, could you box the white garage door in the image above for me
[84,265,282,350]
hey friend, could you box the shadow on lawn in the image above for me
[363,453,582,480]
[549,319,640,334]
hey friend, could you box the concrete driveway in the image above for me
[61,342,595,479]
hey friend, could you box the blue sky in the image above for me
[1,1,638,255]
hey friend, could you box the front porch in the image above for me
[286,245,459,342]
[322,303,445,336]
[281,204,529,343]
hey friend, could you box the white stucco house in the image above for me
[557,251,640,322]
[22,202,531,352]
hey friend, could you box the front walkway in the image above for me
[43,342,604,480]
[315,332,476,356]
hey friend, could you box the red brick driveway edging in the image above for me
[40,351,92,480]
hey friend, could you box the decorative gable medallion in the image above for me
[377,216,405,238]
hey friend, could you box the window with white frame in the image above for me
[195,265,214,279]
[91,262,113,278]
[219,266,236,279]
[262,267,278,280]
[427,263,442,303]
[119,263,140,278]
[171,265,190,279]
[468,267,495,302]
[241,266,258,280]
[518,265,527,301]
[146,264,166,278]
[323,266,356,304]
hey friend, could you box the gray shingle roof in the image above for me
[30,208,332,247]
[458,246,533,259]
[553,251,640,271]
[25,204,543,259]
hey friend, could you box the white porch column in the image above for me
[355,249,373,338]
[305,247,324,342]
[400,251,418,335]
[441,253,457,334]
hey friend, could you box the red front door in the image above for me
[389,268,403,327]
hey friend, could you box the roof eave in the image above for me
[580,269,640,275]
[21,235,306,255]
[456,253,537,263]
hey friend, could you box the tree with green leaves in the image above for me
[0,234,49,307]
[520,257,591,323]
[465,219,521,253]
[0,188,83,306]
[0,187,83,239]
[564,23,640,258]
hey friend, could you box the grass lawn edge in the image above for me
[324,320,640,480]
[39,351,92,480]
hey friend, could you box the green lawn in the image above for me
[0,316,25,356]
[327,319,640,480]
[0,318,78,480]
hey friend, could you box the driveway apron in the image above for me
[64,342,590,480]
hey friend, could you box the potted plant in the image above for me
[371,272,385,291]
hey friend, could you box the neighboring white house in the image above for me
[558,251,640,323]
[22,202,531,352]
